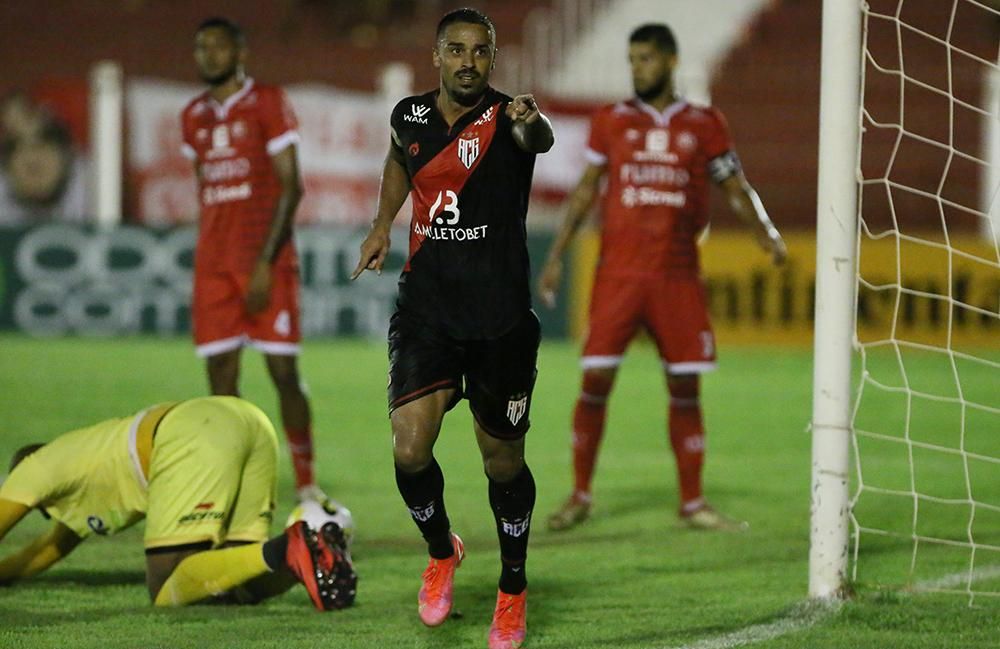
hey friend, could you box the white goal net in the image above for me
[850,0,1000,603]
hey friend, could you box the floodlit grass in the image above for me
[0,335,996,648]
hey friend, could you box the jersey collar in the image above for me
[433,87,492,135]
[207,77,255,120]
[633,97,687,127]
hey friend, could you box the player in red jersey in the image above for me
[539,24,787,532]
[180,17,324,504]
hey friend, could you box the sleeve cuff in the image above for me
[180,143,197,161]
[266,130,301,156]
[584,148,607,166]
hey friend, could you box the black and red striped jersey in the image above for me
[389,87,538,340]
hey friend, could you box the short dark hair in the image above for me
[196,16,246,46]
[629,23,677,56]
[436,8,496,46]
[9,443,44,474]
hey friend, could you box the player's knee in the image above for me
[393,446,433,473]
[206,355,240,395]
[482,446,525,483]
[392,429,435,472]
[581,368,615,402]
[266,359,301,393]
[667,374,700,401]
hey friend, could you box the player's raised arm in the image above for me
[718,172,787,265]
[352,146,411,280]
[246,144,304,313]
[536,163,605,308]
[507,94,554,154]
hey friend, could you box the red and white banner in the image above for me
[126,79,597,225]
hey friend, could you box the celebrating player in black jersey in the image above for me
[352,8,552,649]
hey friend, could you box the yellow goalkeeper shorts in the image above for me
[143,396,278,550]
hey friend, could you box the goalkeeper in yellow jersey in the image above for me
[0,396,355,610]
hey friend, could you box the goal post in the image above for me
[809,0,863,600]
[812,0,1000,603]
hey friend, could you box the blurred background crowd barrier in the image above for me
[0,0,996,340]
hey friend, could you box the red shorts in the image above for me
[581,274,716,374]
[192,267,301,358]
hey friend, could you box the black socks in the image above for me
[489,464,536,595]
[395,459,454,559]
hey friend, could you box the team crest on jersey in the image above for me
[231,120,247,139]
[677,131,697,152]
[506,393,528,426]
[458,135,480,169]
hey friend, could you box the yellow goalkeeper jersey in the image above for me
[0,404,176,539]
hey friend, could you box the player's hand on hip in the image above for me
[246,261,272,314]
[506,94,540,125]
[537,258,563,309]
[352,225,391,280]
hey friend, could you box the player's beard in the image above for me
[446,71,488,106]
[200,65,239,87]
[635,75,669,102]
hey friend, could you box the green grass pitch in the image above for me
[0,335,997,648]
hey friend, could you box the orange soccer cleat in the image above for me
[418,532,465,626]
[488,589,527,649]
[285,520,358,610]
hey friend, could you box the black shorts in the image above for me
[387,309,541,440]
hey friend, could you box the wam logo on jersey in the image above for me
[458,135,480,169]
[404,104,430,124]
[506,393,528,426]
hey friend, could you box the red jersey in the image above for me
[181,79,300,274]
[586,99,738,278]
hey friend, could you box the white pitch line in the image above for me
[665,566,1000,649]
[663,601,839,649]
[910,565,1000,592]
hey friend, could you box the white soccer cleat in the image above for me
[680,504,749,532]
[287,493,356,550]
[297,484,329,504]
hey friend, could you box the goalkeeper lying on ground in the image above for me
[0,396,355,610]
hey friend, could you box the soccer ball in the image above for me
[286,498,355,549]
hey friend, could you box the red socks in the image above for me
[571,372,614,495]
[284,426,315,489]
[668,377,705,512]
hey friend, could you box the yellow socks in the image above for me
[154,543,269,607]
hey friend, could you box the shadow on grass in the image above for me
[35,569,146,587]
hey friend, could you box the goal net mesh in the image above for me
[851,0,1000,603]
